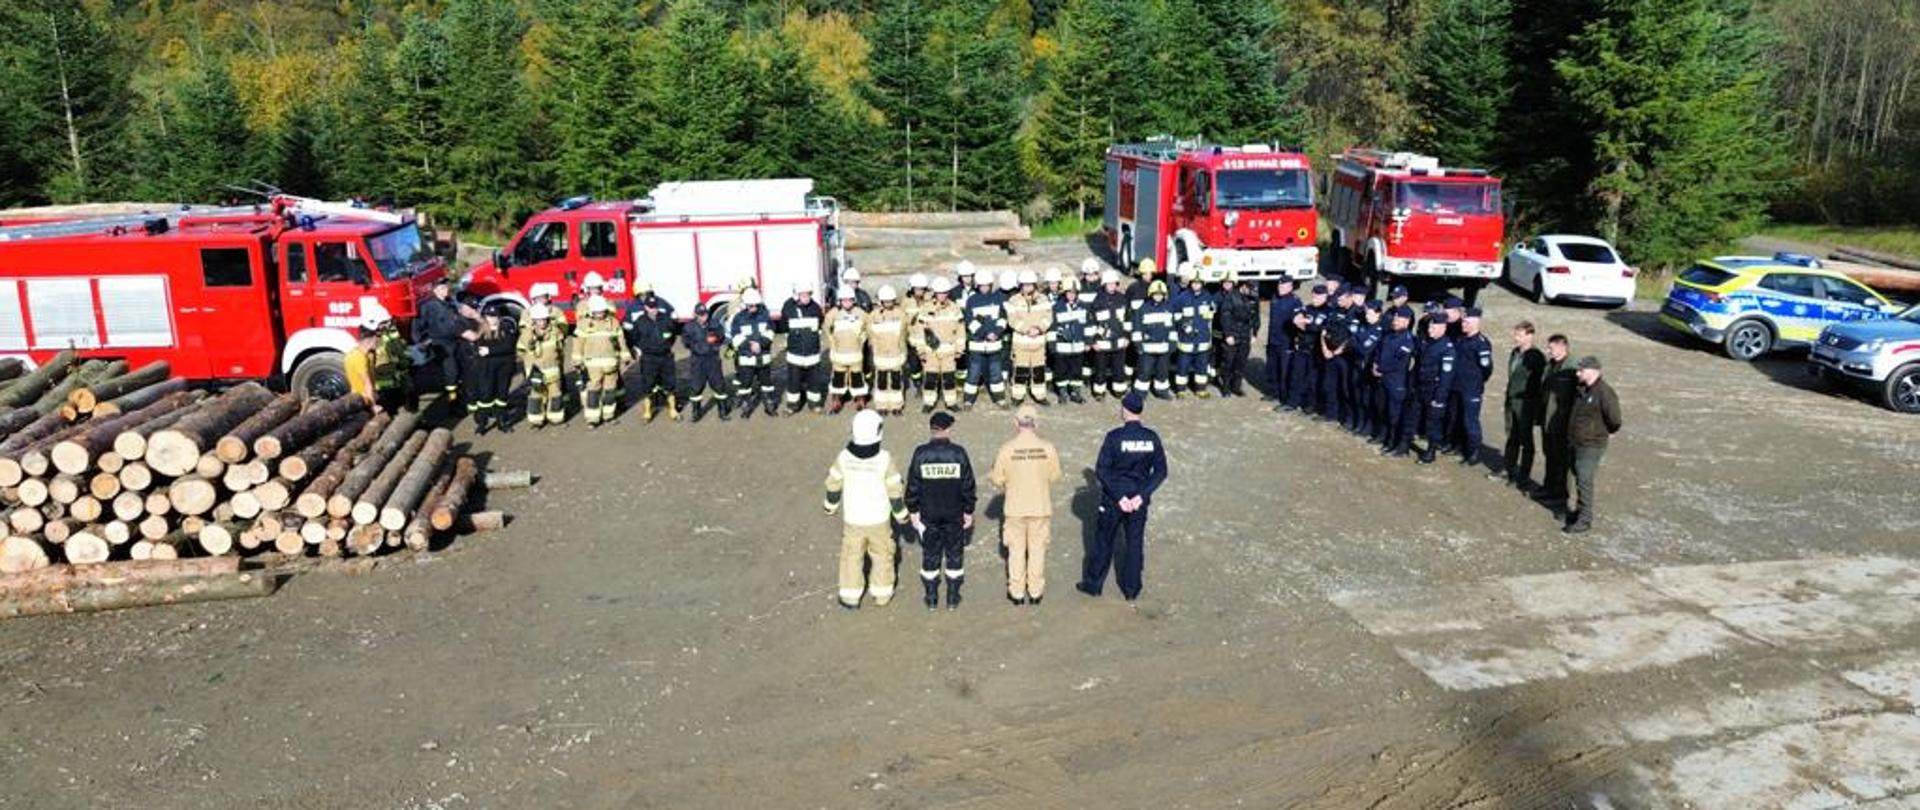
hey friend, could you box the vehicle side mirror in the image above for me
[493,249,511,273]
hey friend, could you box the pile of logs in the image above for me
[840,210,1033,275]
[1825,245,1920,296]
[0,356,504,577]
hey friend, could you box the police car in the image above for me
[1658,253,1899,361]
[1810,303,1920,413]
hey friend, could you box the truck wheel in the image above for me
[1723,319,1772,361]
[291,352,350,402]
[1885,364,1920,414]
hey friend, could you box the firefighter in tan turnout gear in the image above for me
[516,303,568,427]
[868,285,910,414]
[1007,270,1054,405]
[914,276,966,412]
[826,286,870,414]
[571,295,628,426]
[823,409,909,609]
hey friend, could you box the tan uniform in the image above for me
[1007,293,1054,403]
[826,305,870,402]
[570,313,627,424]
[824,445,907,606]
[516,323,568,425]
[867,306,910,413]
[913,298,966,409]
[988,430,1062,600]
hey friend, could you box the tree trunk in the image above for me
[165,477,219,517]
[0,349,75,409]
[47,475,81,505]
[350,430,429,525]
[325,412,421,519]
[230,490,263,520]
[51,389,205,476]
[431,456,481,531]
[213,392,302,463]
[103,520,131,546]
[67,361,172,414]
[461,511,507,532]
[142,491,169,517]
[290,413,390,517]
[0,407,40,438]
[403,465,458,551]
[34,359,124,413]
[0,535,50,574]
[137,514,169,541]
[144,382,275,476]
[110,491,143,522]
[378,429,452,530]
[254,395,370,460]
[95,376,189,417]
[8,507,43,535]
[87,472,120,501]
[277,412,371,482]
[112,392,213,460]
[194,452,225,481]
[43,519,76,545]
[117,462,153,492]
[197,520,243,556]
[0,358,25,385]
[0,569,272,619]
[62,531,109,564]
[484,469,534,490]
[254,479,291,512]
[68,495,102,523]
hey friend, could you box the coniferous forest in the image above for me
[3,0,1918,268]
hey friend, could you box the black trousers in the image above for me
[1052,352,1085,389]
[785,361,828,405]
[1382,386,1410,448]
[1419,385,1449,448]
[1084,499,1148,599]
[1266,342,1291,397]
[1220,339,1250,391]
[431,338,462,395]
[920,520,966,582]
[1502,399,1537,482]
[1542,427,1572,500]
[1319,355,1348,420]
[735,362,774,400]
[635,353,677,403]
[685,354,728,401]
[461,356,511,411]
[1092,348,1127,393]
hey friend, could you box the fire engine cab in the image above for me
[0,197,446,398]
[1103,139,1318,282]
[1325,149,1505,303]
[465,178,843,320]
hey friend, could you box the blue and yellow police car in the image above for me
[1659,253,1899,361]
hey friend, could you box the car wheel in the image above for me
[1885,364,1920,414]
[1532,276,1545,304]
[1723,319,1772,361]
[291,352,350,402]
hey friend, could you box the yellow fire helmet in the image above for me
[1137,257,1158,278]
[1148,280,1169,297]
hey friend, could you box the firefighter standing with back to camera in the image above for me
[823,409,908,609]
[990,404,1062,605]
[1080,391,1168,602]
[905,411,976,610]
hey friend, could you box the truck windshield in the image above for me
[366,223,435,281]
[1397,182,1501,216]
[1215,169,1313,209]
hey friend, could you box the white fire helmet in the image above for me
[877,284,898,303]
[741,288,764,307]
[843,267,861,283]
[1044,266,1063,285]
[528,282,560,301]
[587,295,611,314]
[1177,262,1198,281]
[1081,257,1102,276]
[794,283,813,297]
[583,271,606,289]
[1101,269,1122,286]
[930,276,955,295]
[908,272,929,290]
[956,261,976,279]
[1017,269,1038,287]
[358,301,392,330]
[528,303,553,321]
[998,270,1019,291]
[835,285,856,301]
[851,408,884,446]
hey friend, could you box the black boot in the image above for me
[718,399,732,421]
[496,412,515,433]
[473,411,493,435]
[924,579,940,610]
[946,577,963,610]
[691,399,708,423]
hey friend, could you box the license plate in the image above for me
[1436,262,1459,273]
[1813,347,1837,362]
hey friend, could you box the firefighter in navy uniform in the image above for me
[962,272,1009,409]
[1215,273,1257,397]
[1449,307,1495,464]
[1050,275,1091,404]
[459,314,517,433]
[1414,312,1458,464]
[1316,310,1352,423]
[1076,260,1103,393]
[1264,276,1299,402]
[1089,270,1131,399]
[1376,306,1417,455]
[682,302,732,422]
[729,289,779,419]
[415,276,471,408]
[905,411,977,610]
[628,296,680,423]
[516,303,568,428]
[779,286,828,414]
[1131,280,1176,399]
[1078,392,1169,603]
[1170,265,1216,398]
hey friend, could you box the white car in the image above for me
[1504,234,1636,307]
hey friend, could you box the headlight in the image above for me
[1398,260,1415,272]
[1862,338,1887,352]
[1224,211,1240,228]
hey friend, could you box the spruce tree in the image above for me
[752,34,874,203]
[1413,0,1513,168]
[440,0,537,231]
[538,0,644,198]
[644,0,762,183]
[389,11,451,209]
[1022,0,1119,220]
[271,102,328,196]
[172,57,259,201]
[0,0,132,202]
[1204,0,1308,145]
[325,17,400,200]
[1142,0,1229,138]
[1556,0,1782,266]
[862,0,941,209]
[926,0,1027,210]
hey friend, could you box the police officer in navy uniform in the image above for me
[1348,300,1384,436]
[1078,392,1169,603]
[1376,306,1417,455]
[905,411,978,610]
[681,302,731,422]
[1264,277,1299,401]
[1448,307,1495,464]
[1414,312,1457,464]
[1216,274,1258,396]
[1284,283,1329,411]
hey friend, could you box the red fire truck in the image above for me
[464,178,844,320]
[0,197,447,398]
[1102,139,1319,282]
[1325,149,1505,304]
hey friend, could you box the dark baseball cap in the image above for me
[1365,300,1384,312]
[1464,306,1482,318]
[1430,312,1452,325]
[930,411,956,430]
[1444,296,1464,309]
[1310,283,1328,295]
[1389,285,1408,298]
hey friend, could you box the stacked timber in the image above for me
[0,365,517,581]
[839,210,1032,276]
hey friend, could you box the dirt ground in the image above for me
[4,256,1919,809]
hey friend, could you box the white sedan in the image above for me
[1504,234,1636,307]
